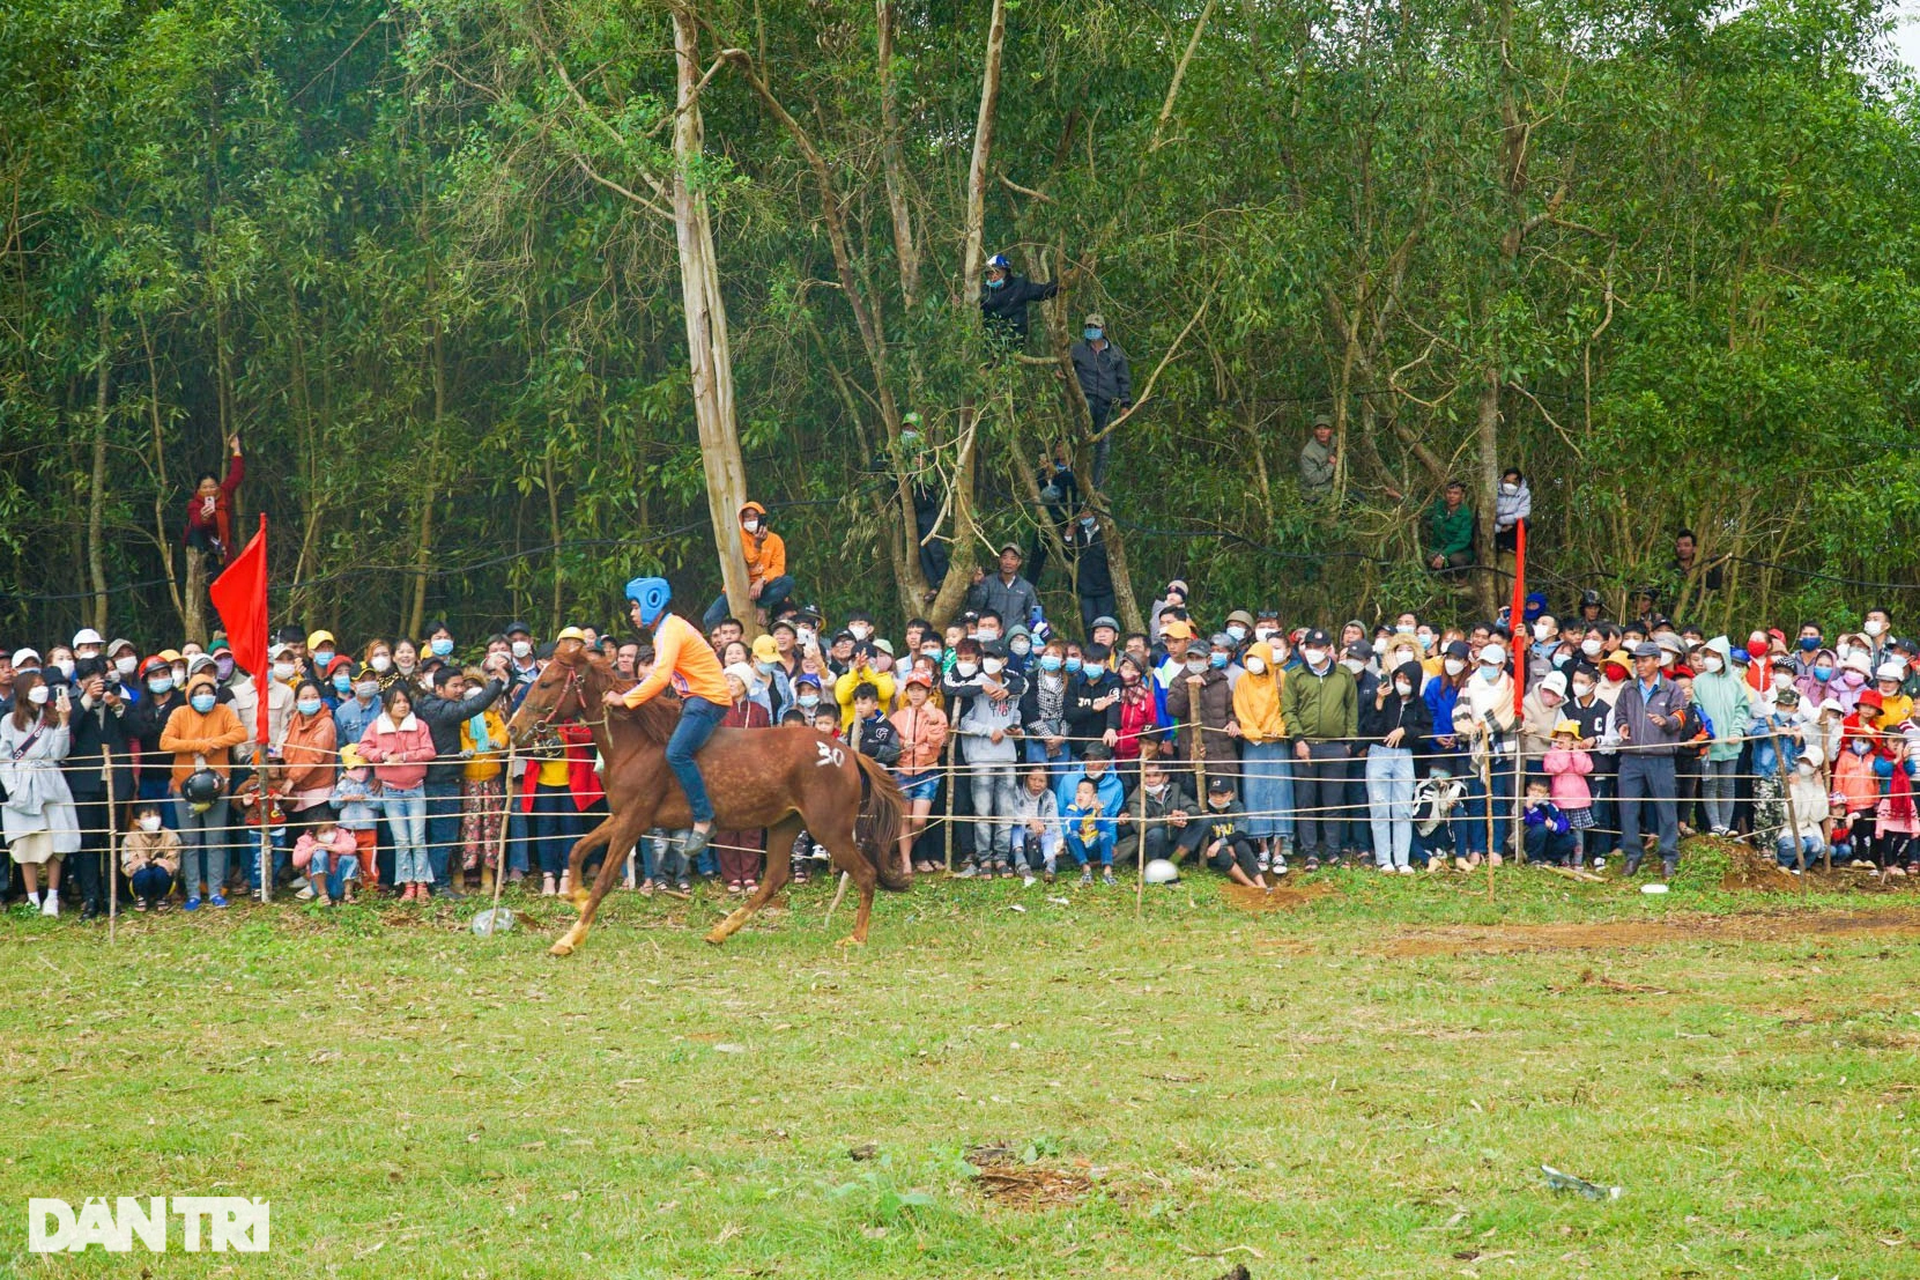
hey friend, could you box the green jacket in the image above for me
[1427,498,1474,557]
[1281,663,1358,742]
[1691,663,1752,763]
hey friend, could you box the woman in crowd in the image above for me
[358,685,433,901]
[279,679,338,838]
[1232,639,1291,869]
[0,669,78,914]
[159,667,249,908]
[890,669,949,876]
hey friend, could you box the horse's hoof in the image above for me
[570,890,591,910]
[549,940,575,957]
[835,934,866,948]
[703,929,729,946]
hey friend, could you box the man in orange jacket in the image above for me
[608,577,732,857]
[703,501,795,630]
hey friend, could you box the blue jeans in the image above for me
[1023,736,1072,775]
[529,783,580,877]
[424,778,463,889]
[1365,746,1415,868]
[382,787,429,883]
[665,696,727,823]
[309,848,363,898]
[1458,762,1515,857]
[1240,741,1293,840]
[131,864,174,903]
[244,826,291,893]
[704,575,794,629]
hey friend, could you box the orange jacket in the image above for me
[888,701,949,772]
[622,612,731,707]
[158,690,250,787]
[280,708,337,796]
[739,501,787,585]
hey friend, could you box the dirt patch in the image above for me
[1220,881,1332,912]
[1380,908,1920,956]
[965,1145,1092,1211]
[1720,845,1802,893]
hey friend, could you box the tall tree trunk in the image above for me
[88,311,111,633]
[876,0,919,309]
[674,7,753,629]
[139,316,187,629]
[545,439,564,632]
[407,321,448,639]
[926,0,1007,627]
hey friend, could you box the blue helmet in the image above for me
[987,253,1011,272]
[624,576,672,628]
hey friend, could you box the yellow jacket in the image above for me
[834,663,897,732]
[459,707,510,782]
[1231,642,1288,743]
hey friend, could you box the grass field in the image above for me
[5,843,1920,1278]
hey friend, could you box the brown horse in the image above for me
[506,639,909,954]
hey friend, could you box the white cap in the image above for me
[1800,743,1824,769]
[1478,643,1507,665]
[1843,652,1872,675]
[1819,698,1846,717]
[267,642,293,661]
[10,647,40,667]
[1540,671,1569,698]
[71,628,104,648]
[1876,661,1906,683]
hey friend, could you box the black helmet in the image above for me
[182,768,224,812]
[1580,589,1602,608]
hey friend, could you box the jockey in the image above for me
[604,576,732,858]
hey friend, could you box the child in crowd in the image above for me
[1777,746,1829,872]
[1191,777,1263,890]
[292,816,360,905]
[1541,719,1596,867]
[1007,764,1062,883]
[330,744,381,891]
[1831,731,1880,865]
[1520,779,1576,866]
[460,676,509,889]
[1063,776,1116,884]
[1871,730,1920,874]
[121,802,181,911]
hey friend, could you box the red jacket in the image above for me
[183,452,244,549]
[519,722,605,812]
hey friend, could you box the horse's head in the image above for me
[507,637,594,748]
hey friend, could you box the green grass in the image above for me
[5,847,1920,1278]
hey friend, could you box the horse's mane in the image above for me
[571,648,679,745]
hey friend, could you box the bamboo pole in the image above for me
[1766,722,1807,900]
[104,746,117,945]
[487,747,517,928]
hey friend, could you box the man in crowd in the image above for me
[1070,312,1131,489]
[1299,414,1336,502]
[1426,481,1475,573]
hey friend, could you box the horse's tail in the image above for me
[853,753,911,892]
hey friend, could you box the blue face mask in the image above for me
[1479,666,1501,683]
[296,697,323,716]
[1813,665,1834,683]
[1800,637,1820,652]
[986,275,1006,290]
[754,660,776,675]
[1083,664,1105,679]
[148,676,174,695]
[332,673,352,694]
[1064,657,1083,674]
[798,694,820,709]
[190,693,216,713]
[1084,326,1102,341]
[1039,655,1064,673]
[1210,652,1230,669]
[430,637,454,658]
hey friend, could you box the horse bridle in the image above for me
[529,663,611,741]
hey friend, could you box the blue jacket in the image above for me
[1056,766,1126,818]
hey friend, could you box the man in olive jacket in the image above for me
[1281,629,1359,867]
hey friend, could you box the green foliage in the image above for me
[4,0,1920,642]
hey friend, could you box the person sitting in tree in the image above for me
[183,434,244,566]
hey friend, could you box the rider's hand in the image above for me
[601,690,626,707]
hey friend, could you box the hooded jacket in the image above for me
[1690,637,1754,763]
[1231,642,1288,744]
[888,698,949,772]
[1361,660,1433,745]
[1168,665,1238,763]
[738,501,787,586]
[158,674,250,787]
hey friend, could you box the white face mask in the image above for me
[1244,656,1266,676]
[1773,672,1794,690]
[1254,626,1277,642]
[26,686,49,706]
[371,654,392,673]
[1581,638,1603,656]
[742,518,759,532]
[1301,648,1327,668]
[1444,658,1466,677]
[138,814,163,832]
[1571,681,1593,698]
[982,657,1005,675]
[1866,619,1886,637]
[1341,658,1365,674]
[955,661,979,678]
[1501,482,1519,494]
[511,641,533,660]
[51,658,74,678]
[850,624,872,641]
[977,628,1000,643]
[1532,622,1551,641]
[1394,680,1413,697]
[1701,655,1722,674]
[1184,657,1208,674]
[115,655,138,676]
[272,662,295,682]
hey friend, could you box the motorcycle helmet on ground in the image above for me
[1143,858,1181,885]
[625,576,672,628]
[182,768,224,814]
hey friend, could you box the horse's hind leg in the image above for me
[551,812,646,957]
[705,815,802,946]
[824,831,879,947]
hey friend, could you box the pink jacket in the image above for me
[1542,746,1593,808]
[357,712,434,789]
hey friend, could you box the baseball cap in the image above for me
[71,628,104,648]
[997,542,1023,558]
[1302,628,1330,647]
[1632,642,1662,659]
[1161,619,1195,641]
[504,620,533,636]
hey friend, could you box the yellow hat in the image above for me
[555,626,588,643]
[752,635,779,663]
[1161,619,1196,641]
[157,648,182,664]
[1552,719,1581,737]
[306,629,336,650]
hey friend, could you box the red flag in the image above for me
[211,514,270,746]
[1509,517,1528,720]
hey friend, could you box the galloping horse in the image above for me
[507,639,909,954]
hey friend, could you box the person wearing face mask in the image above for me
[63,660,132,920]
[1234,639,1294,871]
[502,622,540,688]
[1863,608,1895,667]
[1362,658,1433,872]
[1002,624,1036,676]
[1560,662,1618,861]
[319,655,356,711]
[1111,654,1167,772]
[703,501,793,630]
[127,656,190,816]
[420,624,455,670]
[1065,641,1122,769]
[1067,506,1117,634]
[0,670,78,915]
[1527,614,1562,686]
[159,669,249,908]
[945,639,1027,876]
[1689,636,1753,837]
[121,801,182,911]
[1070,312,1132,488]
[306,629,341,682]
[1019,641,1075,775]
[1448,642,1520,867]
[833,641,899,734]
[228,645,295,760]
[277,680,339,875]
[1281,629,1358,871]
[1170,635,1241,773]
[978,251,1060,348]
[1519,670,1570,766]
[1493,467,1532,557]
[104,639,143,702]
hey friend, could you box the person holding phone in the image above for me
[0,669,79,915]
[65,662,132,920]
